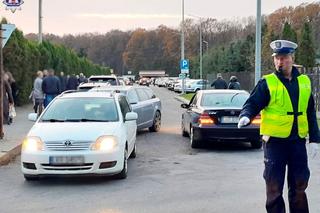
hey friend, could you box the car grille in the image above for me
[41,163,93,171]
[45,140,92,151]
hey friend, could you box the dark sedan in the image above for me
[181,90,261,149]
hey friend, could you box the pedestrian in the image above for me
[238,40,319,213]
[78,73,87,84]
[66,74,79,90]
[228,76,241,90]
[42,68,60,108]
[5,71,18,105]
[3,72,14,125]
[58,71,67,93]
[32,71,44,116]
[211,73,227,89]
[43,69,48,78]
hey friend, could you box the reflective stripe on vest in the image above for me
[260,73,311,138]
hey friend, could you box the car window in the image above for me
[201,93,249,107]
[40,98,119,122]
[144,88,155,99]
[127,89,139,104]
[136,88,149,101]
[118,96,131,120]
[89,77,117,85]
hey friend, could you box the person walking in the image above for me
[5,71,18,105]
[3,72,14,125]
[228,76,241,90]
[211,73,227,89]
[32,71,45,115]
[58,71,67,93]
[42,69,60,108]
[238,40,319,213]
[66,74,79,90]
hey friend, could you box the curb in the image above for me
[0,144,22,166]
[174,96,189,104]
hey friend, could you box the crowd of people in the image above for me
[30,69,88,116]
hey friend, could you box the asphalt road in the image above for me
[0,86,319,213]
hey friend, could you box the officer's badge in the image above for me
[3,0,24,13]
[275,41,281,49]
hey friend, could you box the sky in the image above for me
[0,0,318,35]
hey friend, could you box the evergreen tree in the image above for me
[282,22,297,43]
[297,22,315,69]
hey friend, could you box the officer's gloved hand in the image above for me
[238,117,250,129]
[309,143,319,159]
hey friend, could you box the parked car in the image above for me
[139,78,150,86]
[181,90,261,149]
[88,75,120,85]
[185,79,210,93]
[90,86,161,132]
[21,91,138,180]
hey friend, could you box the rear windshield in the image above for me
[40,98,119,122]
[89,77,117,85]
[201,93,249,108]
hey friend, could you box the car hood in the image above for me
[27,122,120,142]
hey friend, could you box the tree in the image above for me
[296,22,315,69]
[282,22,297,42]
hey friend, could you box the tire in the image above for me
[251,140,262,149]
[149,111,161,132]
[114,149,128,179]
[24,174,40,181]
[190,127,201,148]
[181,121,189,137]
[130,143,137,158]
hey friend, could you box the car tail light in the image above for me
[251,115,261,125]
[198,113,214,125]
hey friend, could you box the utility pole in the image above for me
[181,0,186,94]
[255,0,262,85]
[0,25,4,138]
[199,20,203,81]
[38,0,43,44]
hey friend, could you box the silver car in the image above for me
[90,86,162,132]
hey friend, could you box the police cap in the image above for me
[270,40,298,56]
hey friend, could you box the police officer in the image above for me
[238,40,319,213]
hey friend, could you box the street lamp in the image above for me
[38,0,43,44]
[181,0,186,94]
[255,0,261,85]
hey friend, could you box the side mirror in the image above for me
[28,113,38,122]
[181,103,189,109]
[125,112,138,121]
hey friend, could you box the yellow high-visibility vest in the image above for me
[260,73,311,138]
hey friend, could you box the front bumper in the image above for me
[21,148,124,176]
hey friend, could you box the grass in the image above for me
[181,93,195,101]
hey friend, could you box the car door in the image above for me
[118,96,136,152]
[127,89,143,127]
[135,88,154,128]
[183,93,198,134]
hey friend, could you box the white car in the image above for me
[21,91,138,181]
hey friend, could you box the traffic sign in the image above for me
[179,73,186,79]
[180,59,189,74]
[1,24,16,48]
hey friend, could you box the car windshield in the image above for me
[201,93,249,108]
[40,98,119,122]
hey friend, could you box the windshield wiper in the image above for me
[65,118,110,122]
[41,119,65,122]
[230,93,241,103]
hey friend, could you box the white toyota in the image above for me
[21,91,138,181]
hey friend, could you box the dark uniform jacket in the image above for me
[240,67,320,143]
[42,76,61,95]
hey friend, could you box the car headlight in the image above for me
[91,136,118,152]
[22,136,45,152]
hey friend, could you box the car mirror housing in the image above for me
[125,112,138,121]
[181,103,189,109]
[28,113,38,122]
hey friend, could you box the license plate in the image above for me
[221,116,239,123]
[49,156,85,165]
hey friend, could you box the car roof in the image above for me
[58,91,119,99]
[89,75,117,79]
[90,85,149,91]
[199,89,249,95]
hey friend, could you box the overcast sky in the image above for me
[0,0,318,35]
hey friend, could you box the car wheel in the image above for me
[24,174,40,181]
[181,122,189,137]
[130,143,137,158]
[114,149,128,179]
[190,127,201,148]
[251,140,262,149]
[149,111,161,132]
